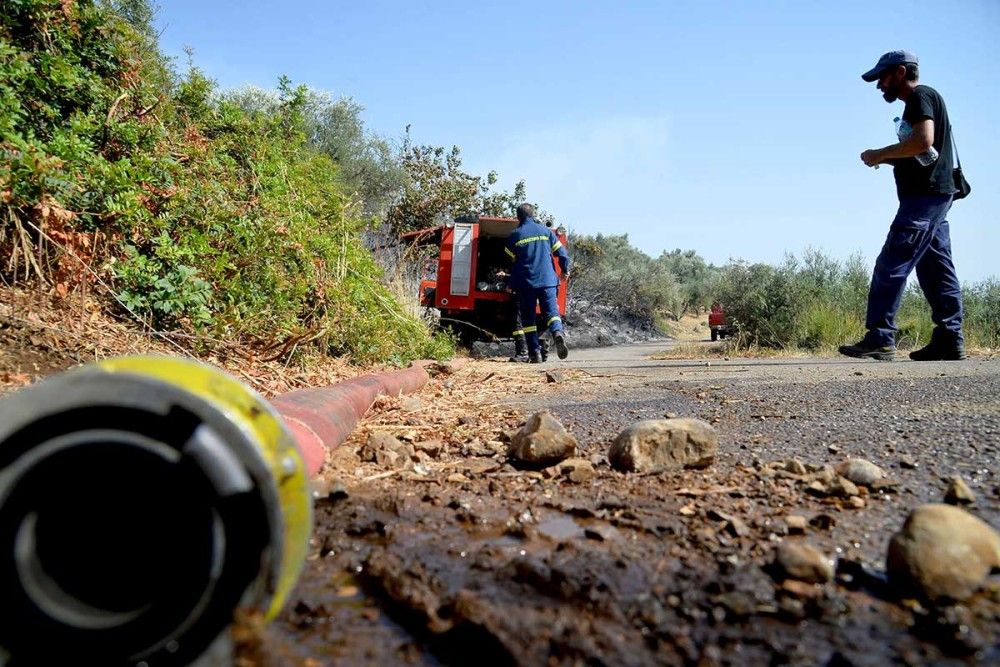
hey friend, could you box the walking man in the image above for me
[840,50,966,361]
[506,203,570,363]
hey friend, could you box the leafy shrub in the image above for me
[222,84,405,219]
[115,243,213,328]
[963,278,1000,349]
[0,0,451,363]
[657,249,719,316]
[714,259,804,348]
[713,248,998,352]
[386,130,536,234]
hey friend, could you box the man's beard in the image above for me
[882,82,899,103]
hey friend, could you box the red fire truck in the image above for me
[402,215,569,346]
[708,302,735,341]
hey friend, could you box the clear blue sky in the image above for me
[155,0,999,282]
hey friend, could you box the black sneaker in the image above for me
[528,353,541,364]
[508,354,529,363]
[909,340,967,361]
[553,332,569,360]
[839,340,895,361]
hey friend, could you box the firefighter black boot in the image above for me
[509,335,529,363]
[553,331,569,360]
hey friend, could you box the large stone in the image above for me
[507,411,577,466]
[772,542,834,584]
[608,418,717,473]
[836,458,886,486]
[886,504,1000,602]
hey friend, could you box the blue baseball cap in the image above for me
[862,50,918,82]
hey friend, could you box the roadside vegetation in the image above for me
[569,234,718,329]
[573,235,998,355]
[715,249,999,353]
[1,0,451,363]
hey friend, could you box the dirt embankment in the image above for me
[0,288,380,398]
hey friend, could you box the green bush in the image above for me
[657,248,720,316]
[115,241,213,328]
[713,248,998,353]
[964,278,1000,349]
[714,259,804,349]
[0,0,452,363]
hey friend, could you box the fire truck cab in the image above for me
[402,215,569,346]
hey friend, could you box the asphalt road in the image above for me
[522,341,1000,559]
[266,343,1000,666]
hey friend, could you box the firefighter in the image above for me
[505,203,570,363]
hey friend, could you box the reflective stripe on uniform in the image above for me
[547,316,561,326]
[515,235,549,247]
[551,241,562,252]
[522,325,537,333]
[504,247,515,259]
[512,329,524,336]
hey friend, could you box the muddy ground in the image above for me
[253,344,1000,666]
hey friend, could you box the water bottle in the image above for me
[894,117,939,166]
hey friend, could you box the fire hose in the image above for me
[0,356,432,666]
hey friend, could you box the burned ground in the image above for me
[256,346,1000,666]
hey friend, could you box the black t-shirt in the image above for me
[893,84,957,197]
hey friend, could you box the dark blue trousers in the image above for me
[517,286,563,354]
[865,194,963,347]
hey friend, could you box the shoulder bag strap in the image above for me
[950,126,961,169]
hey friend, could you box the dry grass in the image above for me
[0,286,388,398]
[650,338,842,361]
[650,342,733,360]
[661,313,713,342]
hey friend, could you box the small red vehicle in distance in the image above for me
[708,302,735,342]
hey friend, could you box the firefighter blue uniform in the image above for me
[505,217,570,358]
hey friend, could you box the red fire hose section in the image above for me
[271,363,435,477]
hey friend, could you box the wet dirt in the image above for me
[260,348,1000,666]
